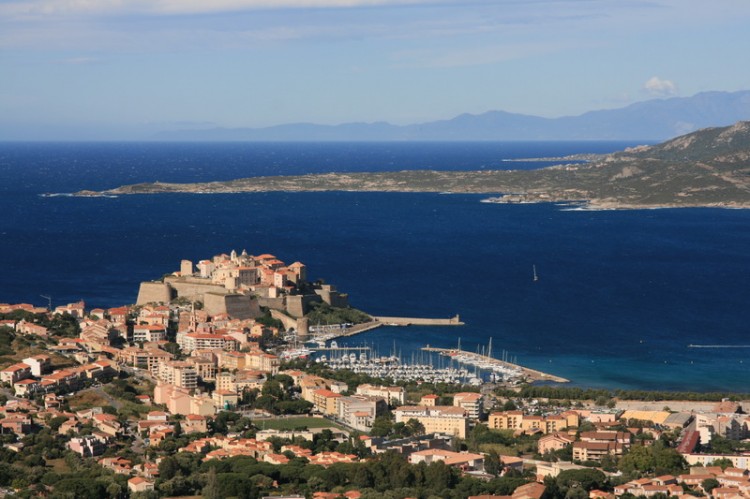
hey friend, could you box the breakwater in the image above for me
[421,346,569,384]
[373,315,464,326]
[310,315,464,342]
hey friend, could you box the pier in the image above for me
[420,346,569,384]
[373,314,464,326]
[338,321,384,336]
[309,346,371,352]
[311,315,464,342]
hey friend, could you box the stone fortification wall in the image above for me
[268,310,311,336]
[315,285,349,308]
[204,292,261,320]
[257,296,285,310]
[296,317,309,337]
[270,310,297,332]
[136,282,174,305]
[225,294,262,320]
[286,294,322,319]
[165,277,227,301]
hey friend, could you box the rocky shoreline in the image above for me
[67,122,750,210]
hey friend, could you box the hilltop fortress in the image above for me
[136,249,351,334]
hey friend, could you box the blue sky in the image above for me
[1,0,749,139]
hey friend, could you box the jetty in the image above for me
[309,346,371,352]
[420,346,569,384]
[310,315,464,343]
[372,314,464,326]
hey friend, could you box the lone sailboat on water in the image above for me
[532,264,539,282]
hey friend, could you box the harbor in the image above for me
[290,320,568,386]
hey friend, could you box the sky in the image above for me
[1,0,750,139]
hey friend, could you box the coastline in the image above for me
[68,184,750,211]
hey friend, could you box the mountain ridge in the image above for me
[155,90,750,141]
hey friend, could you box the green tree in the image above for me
[202,467,221,499]
[702,478,720,494]
[708,457,734,470]
[485,450,503,476]
[370,416,393,437]
[159,455,179,480]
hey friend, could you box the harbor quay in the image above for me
[420,346,569,384]
[372,315,464,326]
[313,314,465,341]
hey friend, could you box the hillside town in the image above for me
[0,250,750,499]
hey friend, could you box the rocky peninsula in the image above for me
[74,121,750,209]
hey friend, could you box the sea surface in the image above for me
[1,141,749,392]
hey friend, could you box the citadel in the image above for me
[136,249,351,335]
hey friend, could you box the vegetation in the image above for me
[255,308,285,330]
[305,301,371,325]
[0,326,14,356]
[617,442,687,476]
[150,451,534,499]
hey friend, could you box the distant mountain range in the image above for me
[155,90,750,141]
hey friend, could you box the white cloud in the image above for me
[58,56,101,64]
[0,0,435,18]
[643,76,677,96]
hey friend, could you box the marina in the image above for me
[314,346,484,386]
[290,325,568,386]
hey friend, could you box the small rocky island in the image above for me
[75,121,750,209]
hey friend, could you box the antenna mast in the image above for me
[40,295,52,311]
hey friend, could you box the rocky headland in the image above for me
[74,121,750,209]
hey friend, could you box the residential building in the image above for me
[356,384,405,405]
[68,435,106,457]
[394,406,469,438]
[337,395,387,431]
[538,432,576,454]
[1,363,32,385]
[313,389,342,416]
[213,390,239,410]
[409,449,485,472]
[21,355,51,377]
[245,350,280,374]
[117,346,173,373]
[133,324,167,343]
[157,361,198,389]
[128,477,155,494]
[453,392,483,420]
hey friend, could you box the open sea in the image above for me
[1,141,749,393]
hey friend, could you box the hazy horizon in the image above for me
[2,0,750,140]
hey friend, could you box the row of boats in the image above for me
[318,352,483,385]
[278,328,526,385]
[440,350,524,383]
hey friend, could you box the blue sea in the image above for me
[1,141,749,392]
